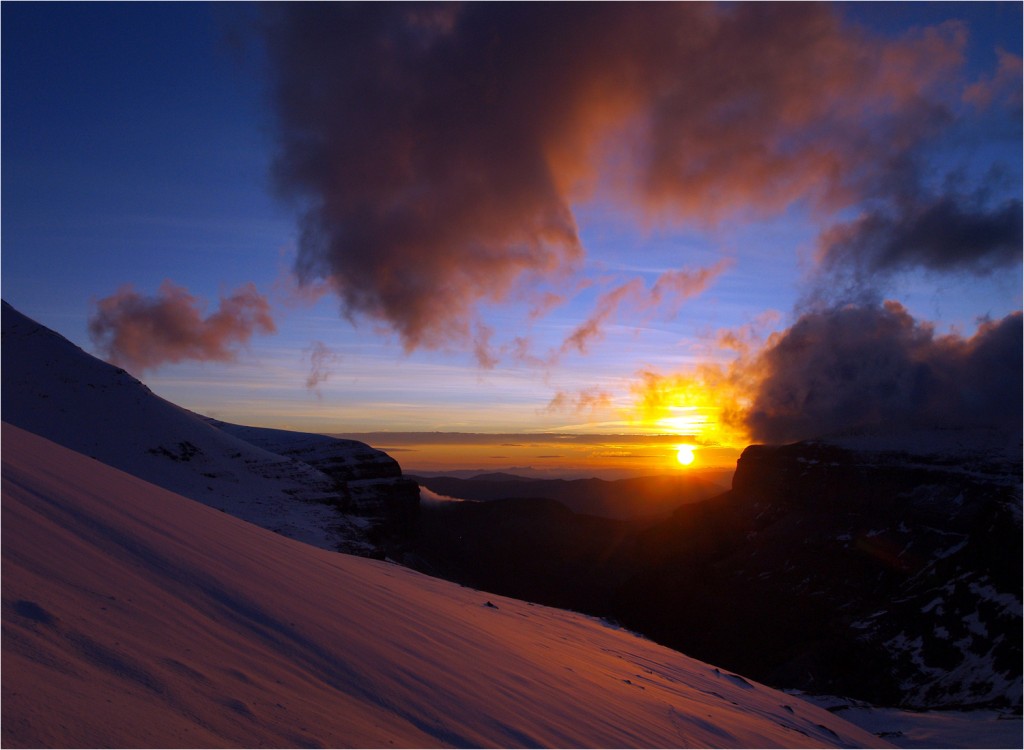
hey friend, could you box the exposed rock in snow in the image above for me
[1,424,891,748]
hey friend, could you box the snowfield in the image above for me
[1,424,890,748]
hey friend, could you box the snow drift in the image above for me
[1,424,889,748]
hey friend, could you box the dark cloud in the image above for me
[263,3,969,352]
[818,186,1022,277]
[746,302,1022,443]
[89,282,276,373]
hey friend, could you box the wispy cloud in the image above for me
[541,387,614,415]
[304,340,338,395]
[560,260,731,356]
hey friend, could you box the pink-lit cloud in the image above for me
[560,261,731,356]
[89,281,276,373]
[263,4,982,354]
[561,279,644,356]
[963,49,1023,109]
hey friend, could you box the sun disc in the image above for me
[676,445,695,466]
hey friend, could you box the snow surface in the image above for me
[1,424,890,748]
[793,694,1022,749]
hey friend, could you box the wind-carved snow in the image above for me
[1,425,890,748]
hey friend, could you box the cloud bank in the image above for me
[263,3,974,352]
[89,282,276,373]
[746,303,1022,443]
[635,303,1022,446]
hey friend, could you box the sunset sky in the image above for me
[3,3,1021,476]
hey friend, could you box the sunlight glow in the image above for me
[676,445,695,466]
[630,367,753,451]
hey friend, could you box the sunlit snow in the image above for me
[2,424,888,748]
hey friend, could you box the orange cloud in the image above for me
[649,260,733,316]
[89,281,276,373]
[561,279,643,356]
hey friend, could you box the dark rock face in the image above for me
[212,422,420,549]
[614,434,1022,709]
[405,430,1020,709]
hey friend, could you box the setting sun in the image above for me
[676,445,696,466]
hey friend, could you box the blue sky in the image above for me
[3,3,1021,471]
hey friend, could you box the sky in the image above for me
[2,2,1021,475]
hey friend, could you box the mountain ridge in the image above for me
[1,300,416,556]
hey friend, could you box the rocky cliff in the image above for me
[615,431,1022,709]
[211,421,420,548]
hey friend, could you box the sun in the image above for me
[676,445,696,466]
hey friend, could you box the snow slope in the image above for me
[1,300,391,554]
[1,424,890,748]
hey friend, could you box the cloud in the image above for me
[305,340,338,392]
[542,388,613,415]
[818,185,1023,278]
[419,486,469,506]
[561,279,643,356]
[963,49,1023,109]
[89,281,276,373]
[262,4,971,354]
[632,302,1022,445]
[561,260,731,356]
[649,260,733,316]
[744,303,1022,443]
